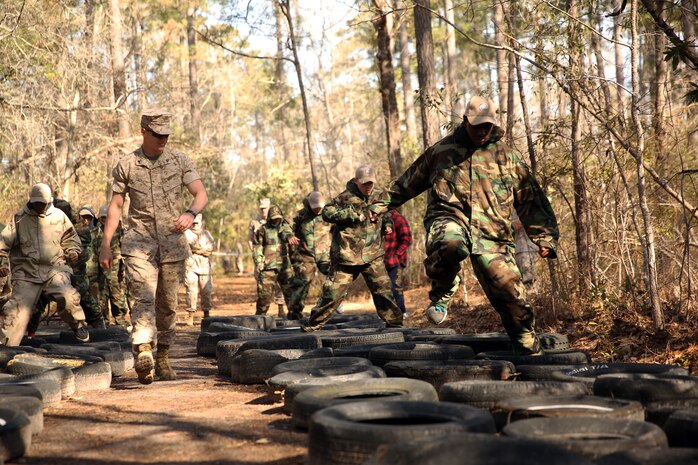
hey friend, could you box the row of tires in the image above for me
[0,326,134,462]
[196,313,698,465]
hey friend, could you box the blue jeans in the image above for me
[387,265,407,314]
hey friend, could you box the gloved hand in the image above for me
[67,250,79,264]
[0,268,9,278]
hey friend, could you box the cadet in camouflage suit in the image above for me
[184,214,214,326]
[95,205,129,328]
[74,206,106,329]
[301,166,404,332]
[0,183,89,345]
[254,205,298,316]
[286,192,332,320]
[370,96,559,354]
[99,109,208,384]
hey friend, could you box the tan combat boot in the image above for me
[186,311,195,327]
[155,344,177,381]
[134,343,154,385]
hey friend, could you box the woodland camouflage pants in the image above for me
[98,266,129,326]
[255,267,293,315]
[424,217,540,353]
[287,259,330,320]
[72,273,103,325]
[302,260,403,331]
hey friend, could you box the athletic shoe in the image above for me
[426,304,448,325]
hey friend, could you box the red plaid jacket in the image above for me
[383,210,412,269]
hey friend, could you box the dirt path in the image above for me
[25,276,311,465]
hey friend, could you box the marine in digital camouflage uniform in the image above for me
[95,205,129,328]
[301,165,404,332]
[253,205,297,316]
[370,96,559,354]
[286,192,332,320]
[99,109,208,384]
[184,214,214,325]
[0,183,89,346]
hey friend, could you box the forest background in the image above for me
[1,0,697,363]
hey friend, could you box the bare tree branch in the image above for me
[195,28,295,63]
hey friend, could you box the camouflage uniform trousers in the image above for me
[424,217,539,353]
[184,269,212,313]
[255,267,292,315]
[287,259,330,320]
[124,255,184,347]
[72,273,103,326]
[1,272,86,346]
[96,267,129,326]
[303,260,404,331]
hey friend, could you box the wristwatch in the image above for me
[185,209,197,217]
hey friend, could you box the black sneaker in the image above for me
[74,324,90,343]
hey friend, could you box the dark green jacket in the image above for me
[254,205,294,271]
[292,200,331,269]
[372,124,559,256]
[323,180,392,266]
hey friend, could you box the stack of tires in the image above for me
[197,312,698,465]
[0,326,134,462]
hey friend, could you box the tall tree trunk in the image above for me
[631,0,664,330]
[373,0,403,178]
[414,0,440,148]
[132,1,146,112]
[652,0,668,168]
[397,2,417,140]
[493,0,508,120]
[84,0,97,107]
[107,0,131,144]
[273,0,290,162]
[187,0,201,141]
[444,0,460,120]
[613,0,626,110]
[568,0,595,291]
[505,53,515,145]
[515,54,536,174]
[279,0,319,191]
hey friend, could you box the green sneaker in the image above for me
[426,304,448,325]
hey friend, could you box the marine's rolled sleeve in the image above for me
[180,153,201,186]
[111,161,128,194]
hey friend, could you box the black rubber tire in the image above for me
[268,365,386,395]
[363,432,596,465]
[495,395,644,430]
[502,417,667,459]
[335,320,386,330]
[216,333,323,376]
[271,357,373,376]
[368,343,474,367]
[231,349,311,384]
[72,362,112,393]
[0,407,32,462]
[299,348,334,359]
[0,347,46,370]
[17,366,76,399]
[201,315,275,331]
[475,350,591,366]
[197,330,269,357]
[553,363,689,393]
[206,322,262,333]
[515,364,588,381]
[283,377,365,415]
[439,380,587,409]
[293,377,438,429]
[593,373,698,405]
[399,328,458,336]
[383,360,516,390]
[327,313,382,324]
[0,379,61,406]
[320,331,405,349]
[333,343,398,359]
[58,327,129,344]
[0,397,43,435]
[307,400,496,465]
[0,384,44,402]
[19,337,47,348]
[438,333,512,352]
[595,447,698,465]
[663,408,698,447]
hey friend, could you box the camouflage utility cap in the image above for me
[98,205,109,219]
[141,108,174,135]
[308,192,325,209]
[78,207,94,218]
[355,165,376,184]
[29,183,52,203]
[465,96,498,126]
[268,205,283,220]
[259,198,271,209]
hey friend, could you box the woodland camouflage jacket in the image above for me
[292,200,331,268]
[323,180,392,266]
[371,124,559,256]
[254,205,294,271]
